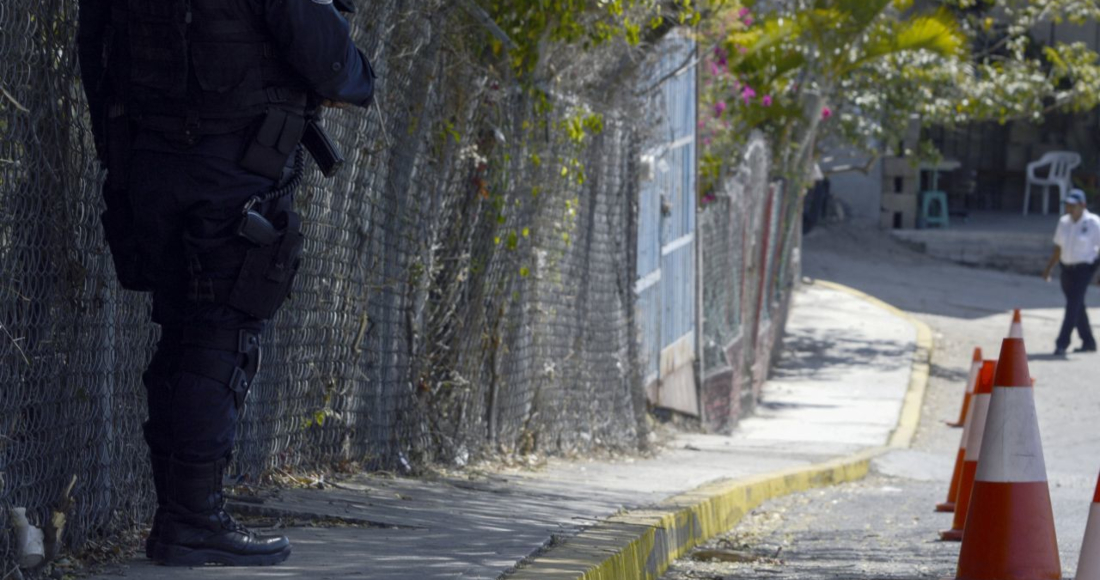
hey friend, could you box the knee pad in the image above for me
[176,327,262,409]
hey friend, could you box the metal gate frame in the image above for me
[636,31,698,416]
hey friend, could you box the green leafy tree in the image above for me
[931,0,1100,124]
[700,0,966,193]
[701,0,1100,191]
[698,0,1100,303]
[479,0,722,74]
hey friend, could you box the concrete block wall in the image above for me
[880,118,921,229]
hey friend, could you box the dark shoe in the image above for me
[1054,347,1067,356]
[1075,345,1098,353]
[145,453,170,559]
[156,457,290,567]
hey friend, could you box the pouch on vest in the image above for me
[240,109,306,180]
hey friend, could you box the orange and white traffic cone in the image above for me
[946,338,1061,580]
[939,360,995,532]
[936,415,969,512]
[947,348,982,428]
[1008,311,1039,386]
[1008,309,1023,339]
[1076,473,1100,580]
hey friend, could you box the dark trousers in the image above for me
[1056,261,1099,351]
[128,131,287,463]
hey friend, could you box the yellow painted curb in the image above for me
[506,281,934,580]
[507,450,878,580]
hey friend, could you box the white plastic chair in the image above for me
[1023,151,1081,215]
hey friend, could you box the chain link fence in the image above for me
[0,0,651,568]
[699,133,801,431]
[0,1,805,572]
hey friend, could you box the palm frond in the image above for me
[833,0,893,31]
[727,16,798,64]
[842,10,965,74]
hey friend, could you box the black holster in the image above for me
[225,210,304,319]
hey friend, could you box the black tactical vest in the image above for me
[107,0,309,138]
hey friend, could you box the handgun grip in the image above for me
[302,119,345,178]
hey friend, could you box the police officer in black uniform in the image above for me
[77,0,374,567]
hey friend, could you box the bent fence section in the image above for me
[699,133,800,431]
[0,1,801,568]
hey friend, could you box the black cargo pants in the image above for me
[128,130,291,463]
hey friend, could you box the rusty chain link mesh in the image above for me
[700,134,772,376]
[0,0,654,567]
[697,133,797,430]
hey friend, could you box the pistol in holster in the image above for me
[226,205,305,320]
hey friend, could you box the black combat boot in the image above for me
[156,457,290,566]
[145,453,170,558]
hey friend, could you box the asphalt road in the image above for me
[662,222,1100,580]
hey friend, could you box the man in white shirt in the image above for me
[1042,189,1100,355]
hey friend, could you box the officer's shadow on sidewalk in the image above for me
[772,328,911,382]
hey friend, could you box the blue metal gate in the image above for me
[636,32,697,415]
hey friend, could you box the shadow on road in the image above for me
[803,224,1071,321]
[929,363,968,382]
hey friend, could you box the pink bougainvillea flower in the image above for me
[762,95,773,107]
[703,137,712,146]
[714,100,728,117]
[738,45,748,55]
[709,61,721,76]
[713,46,728,68]
[821,107,833,120]
[741,86,756,105]
[739,7,751,18]
[743,16,753,26]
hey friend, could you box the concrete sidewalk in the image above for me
[85,283,925,580]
